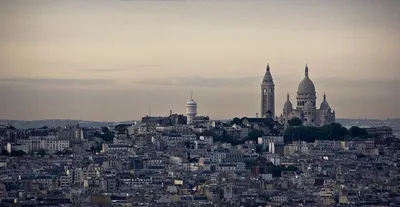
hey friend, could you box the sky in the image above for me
[0,0,399,121]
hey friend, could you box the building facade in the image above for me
[280,64,336,126]
[261,64,275,118]
[260,64,336,127]
[186,93,197,125]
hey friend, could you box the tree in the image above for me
[94,129,114,143]
[189,157,199,163]
[184,141,191,148]
[230,117,242,125]
[321,123,347,140]
[220,131,244,145]
[271,165,299,177]
[90,144,102,153]
[263,120,274,130]
[288,117,303,126]
[270,128,280,136]
[37,149,47,157]
[284,123,349,143]
[10,150,26,157]
[246,129,263,141]
[255,145,263,153]
[349,126,367,138]
[1,149,9,156]
[197,130,215,139]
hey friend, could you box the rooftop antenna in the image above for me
[190,91,193,100]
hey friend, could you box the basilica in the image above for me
[261,64,336,127]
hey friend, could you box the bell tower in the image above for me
[261,63,275,118]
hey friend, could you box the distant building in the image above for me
[366,126,393,139]
[141,116,170,125]
[141,114,187,126]
[261,64,275,118]
[279,64,336,127]
[186,92,197,125]
[194,116,210,124]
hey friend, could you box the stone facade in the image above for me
[261,64,275,118]
[279,64,336,127]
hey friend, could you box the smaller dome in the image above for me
[283,93,293,111]
[304,100,314,111]
[320,94,330,110]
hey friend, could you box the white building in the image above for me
[280,64,336,127]
[19,136,70,154]
[185,92,197,125]
[258,135,284,150]
[261,63,275,118]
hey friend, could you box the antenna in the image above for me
[190,91,193,100]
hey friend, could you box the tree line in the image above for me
[284,117,369,143]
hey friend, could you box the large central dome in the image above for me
[297,64,316,95]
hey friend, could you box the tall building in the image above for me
[261,63,275,118]
[280,64,336,127]
[186,92,197,125]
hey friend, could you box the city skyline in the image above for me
[1,0,400,121]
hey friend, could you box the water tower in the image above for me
[186,92,197,125]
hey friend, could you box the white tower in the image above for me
[186,92,197,125]
[261,63,275,118]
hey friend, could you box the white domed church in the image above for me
[260,64,336,127]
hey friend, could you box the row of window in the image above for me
[297,101,316,107]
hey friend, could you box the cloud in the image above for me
[78,65,162,73]
[78,68,126,73]
[135,76,264,87]
[314,77,400,89]
[0,78,115,86]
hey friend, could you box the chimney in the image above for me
[170,110,173,116]
[256,113,259,118]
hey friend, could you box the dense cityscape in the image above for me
[2,0,400,206]
[0,65,399,207]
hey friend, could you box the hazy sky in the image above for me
[1,0,399,121]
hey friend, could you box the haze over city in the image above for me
[1,0,399,121]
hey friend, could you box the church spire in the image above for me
[305,63,309,77]
[262,63,273,83]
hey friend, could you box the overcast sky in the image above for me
[0,0,399,121]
